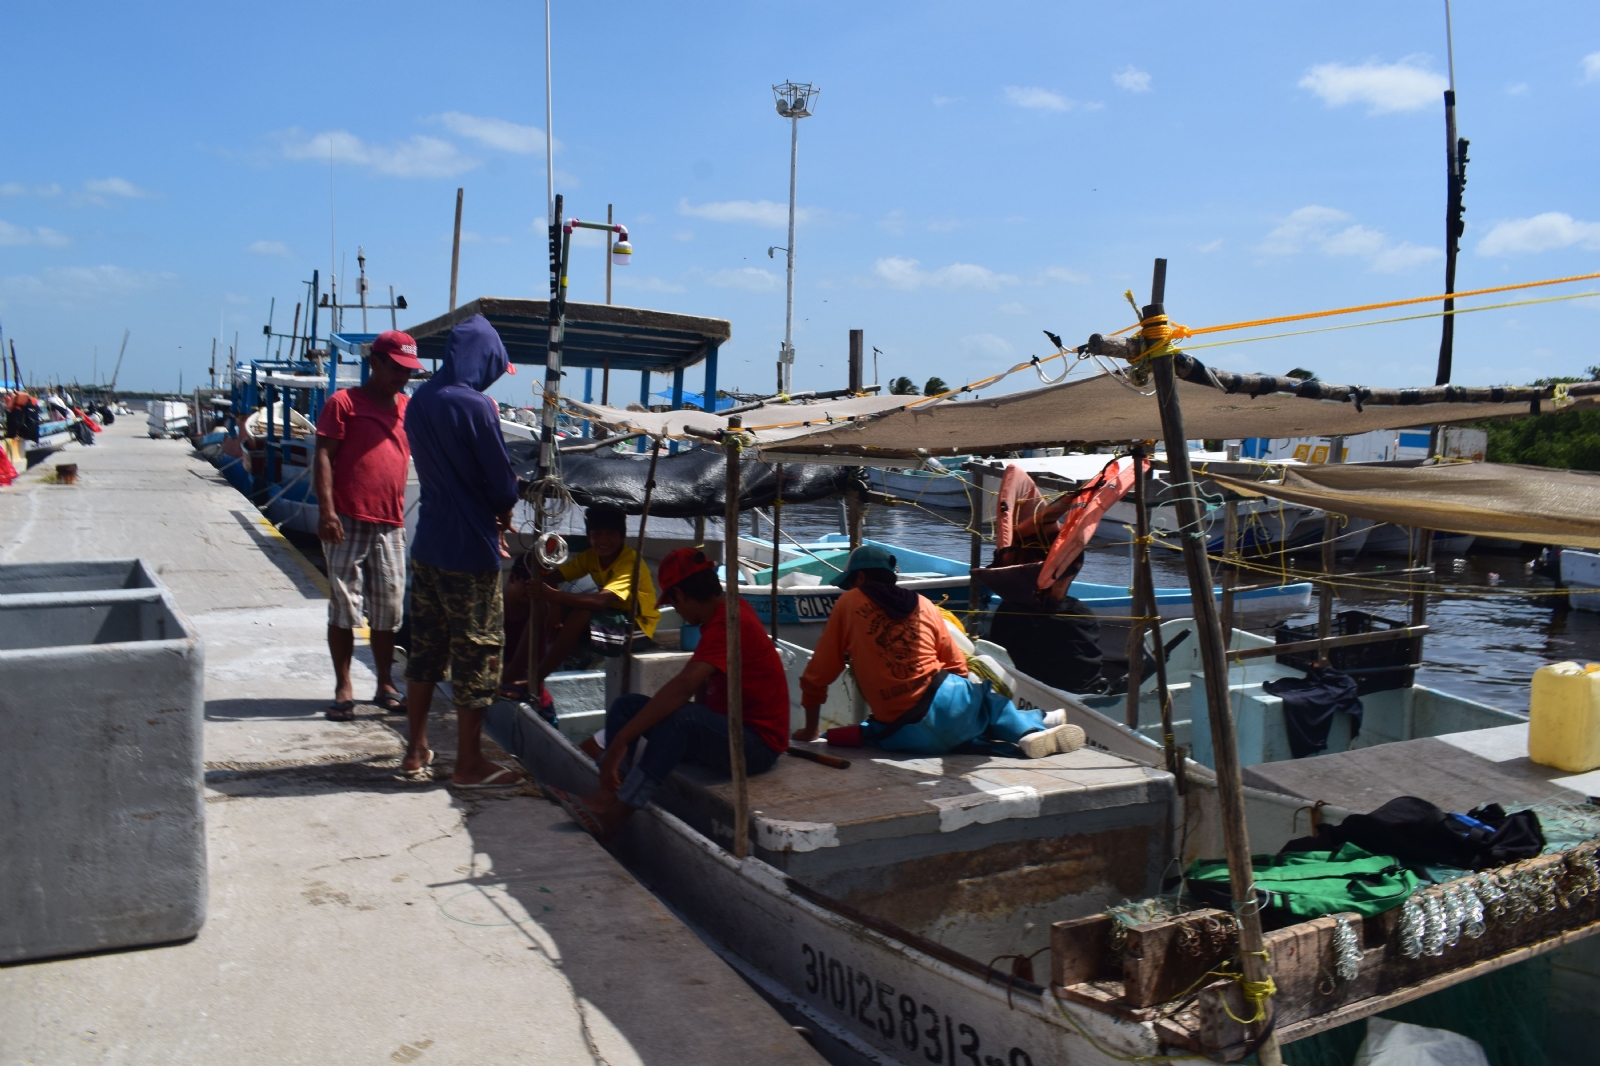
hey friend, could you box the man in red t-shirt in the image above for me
[314,331,420,721]
[548,548,790,839]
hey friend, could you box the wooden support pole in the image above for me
[1219,498,1239,641]
[1410,527,1434,666]
[448,188,464,313]
[1124,446,1151,731]
[769,464,783,642]
[1142,258,1282,1066]
[723,417,749,860]
[968,520,984,630]
[1317,513,1339,662]
[848,491,864,551]
[619,436,663,694]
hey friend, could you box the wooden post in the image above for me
[1410,528,1434,666]
[619,436,663,694]
[605,203,614,306]
[848,492,864,550]
[968,523,984,630]
[848,329,864,394]
[1317,513,1338,661]
[1142,258,1283,1066]
[1219,498,1239,640]
[723,417,749,860]
[1131,451,1176,775]
[448,188,464,313]
[1124,447,1151,730]
[769,464,783,642]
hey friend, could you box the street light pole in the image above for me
[771,81,817,396]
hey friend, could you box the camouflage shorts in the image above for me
[404,559,505,709]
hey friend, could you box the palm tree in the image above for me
[888,376,919,395]
[923,376,949,396]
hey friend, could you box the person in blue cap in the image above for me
[796,544,1082,758]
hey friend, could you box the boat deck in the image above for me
[1241,721,1600,813]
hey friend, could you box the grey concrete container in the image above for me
[0,559,206,963]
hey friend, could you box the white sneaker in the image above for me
[1042,709,1068,728]
[1018,723,1087,759]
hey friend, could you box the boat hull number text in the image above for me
[801,943,1036,1066]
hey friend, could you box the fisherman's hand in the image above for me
[496,508,514,532]
[318,511,345,545]
[599,744,626,793]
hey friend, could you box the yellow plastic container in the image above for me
[1529,662,1600,772]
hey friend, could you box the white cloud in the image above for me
[1585,52,1600,83]
[1,182,62,197]
[1299,57,1447,114]
[435,112,549,155]
[1004,86,1073,112]
[1477,212,1600,256]
[1198,238,1224,253]
[1113,66,1152,93]
[0,221,69,247]
[1506,82,1529,96]
[672,230,694,242]
[82,177,148,202]
[932,95,961,107]
[998,301,1027,315]
[247,239,290,257]
[1371,242,1443,273]
[615,275,686,294]
[874,257,1018,292]
[1259,205,1351,254]
[0,265,176,307]
[1041,266,1089,284]
[1321,224,1387,258]
[961,333,1013,358]
[707,267,780,292]
[877,210,906,235]
[280,128,478,179]
[678,198,806,227]
[1260,205,1439,273]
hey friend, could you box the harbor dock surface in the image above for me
[0,420,822,1066]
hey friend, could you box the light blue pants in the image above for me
[861,674,1045,756]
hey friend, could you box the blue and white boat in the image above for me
[738,533,1311,646]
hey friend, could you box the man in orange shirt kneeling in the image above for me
[795,545,1081,759]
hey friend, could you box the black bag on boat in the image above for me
[1262,667,1363,758]
[986,595,1104,694]
[1284,796,1544,871]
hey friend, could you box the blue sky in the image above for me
[3,1,1599,402]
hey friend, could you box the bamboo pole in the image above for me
[620,436,663,694]
[1317,513,1339,662]
[1143,258,1282,1066]
[769,464,783,642]
[723,417,749,859]
[1410,528,1434,666]
[448,188,464,313]
[1219,498,1239,639]
[1124,446,1151,730]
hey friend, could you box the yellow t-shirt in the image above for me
[556,545,661,638]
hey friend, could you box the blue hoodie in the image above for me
[404,315,520,572]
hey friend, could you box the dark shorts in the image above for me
[404,559,505,709]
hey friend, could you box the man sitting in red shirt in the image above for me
[314,331,420,721]
[549,548,790,839]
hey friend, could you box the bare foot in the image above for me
[580,790,634,838]
[578,736,603,759]
[452,758,524,786]
[401,746,432,774]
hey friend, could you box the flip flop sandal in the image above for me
[373,691,405,714]
[325,700,357,722]
[545,786,604,838]
[402,749,435,780]
[450,765,524,791]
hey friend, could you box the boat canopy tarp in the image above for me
[1209,462,1600,550]
[510,446,854,517]
[567,370,1600,464]
[407,298,731,373]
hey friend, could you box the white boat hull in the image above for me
[1561,548,1600,612]
[865,466,973,507]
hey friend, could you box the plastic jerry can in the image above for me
[1528,662,1600,772]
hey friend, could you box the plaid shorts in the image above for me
[321,516,407,631]
[404,559,505,710]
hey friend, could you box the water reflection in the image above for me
[768,499,1600,714]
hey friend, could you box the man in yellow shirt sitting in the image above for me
[527,506,660,691]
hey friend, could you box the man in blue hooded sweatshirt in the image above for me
[401,314,524,787]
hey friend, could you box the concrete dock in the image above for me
[0,419,823,1066]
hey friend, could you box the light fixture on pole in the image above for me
[771,80,818,395]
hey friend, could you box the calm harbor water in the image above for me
[769,498,1600,715]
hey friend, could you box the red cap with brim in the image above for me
[658,547,717,593]
[371,330,423,370]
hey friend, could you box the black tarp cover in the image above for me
[508,442,855,517]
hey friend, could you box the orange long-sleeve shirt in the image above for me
[800,588,968,722]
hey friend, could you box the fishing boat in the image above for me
[865,456,974,508]
[145,399,190,439]
[1558,547,1600,612]
[1362,524,1476,555]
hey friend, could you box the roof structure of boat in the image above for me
[406,298,732,374]
[567,363,1600,465]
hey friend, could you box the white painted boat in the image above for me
[1560,548,1600,612]
[865,458,974,508]
[145,400,191,440]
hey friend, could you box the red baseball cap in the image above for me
[658,548,717,593]
[370,330,423,370]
